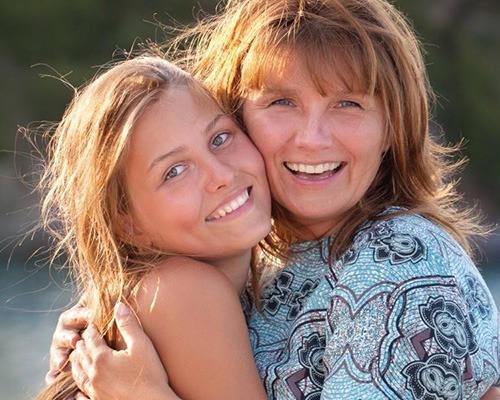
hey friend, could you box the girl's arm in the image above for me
[72,257,266,400]
[135,257,266,400]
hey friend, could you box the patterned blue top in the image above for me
[244,210,500,399]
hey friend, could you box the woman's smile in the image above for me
[284,161,344,181]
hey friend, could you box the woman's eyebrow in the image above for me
[259,85,298,96]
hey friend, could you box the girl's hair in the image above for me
[171,0,485,261]
[37,55,198,399]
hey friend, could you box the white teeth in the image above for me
[210,190,250,220]
[286,162,340,174]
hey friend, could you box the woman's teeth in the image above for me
[209,190,250,220]
[285,162,341,174]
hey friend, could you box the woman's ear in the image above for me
[117,213,152,248]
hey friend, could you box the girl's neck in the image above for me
[202,251,252,294]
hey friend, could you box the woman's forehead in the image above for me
[242,46,370,95]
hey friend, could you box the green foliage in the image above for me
[0,0,217,149]
[0,0,499,216]
[395,0,500,212]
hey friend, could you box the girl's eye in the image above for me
[211,132,230,148]
[271,98,293,107]
[164,164,186,181]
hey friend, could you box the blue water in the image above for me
[0,261,73,400]
[0,261,499,400]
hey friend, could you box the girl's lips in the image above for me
[206,187,252,221]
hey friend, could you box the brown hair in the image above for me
[171,0,484,261]
[37,55,198,399]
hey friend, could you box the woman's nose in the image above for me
[294,113,334,150]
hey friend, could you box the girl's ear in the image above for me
[117,213,152,248]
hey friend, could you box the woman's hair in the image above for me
[171,0,485,261]
[37,55,198,399]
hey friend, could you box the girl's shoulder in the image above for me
[135,256,239,318]
[144,256,233,284]
[132,262,267,400]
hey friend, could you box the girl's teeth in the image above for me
[211,190,250,220]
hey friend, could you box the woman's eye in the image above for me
[271,98,292,107]
[211,132,230,148]
[338,100,361,108]
[165,164,186,181]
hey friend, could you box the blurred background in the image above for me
[0,0,499,398]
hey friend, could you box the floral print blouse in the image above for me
[244,210,500,399]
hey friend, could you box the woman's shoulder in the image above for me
[333,209,493,316]
[338,208,473,278]
[358,208,462,253]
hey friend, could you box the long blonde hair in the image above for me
[37,55,195,399]
[171,0,485,261]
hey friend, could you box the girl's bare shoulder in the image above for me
[135,256,239,318]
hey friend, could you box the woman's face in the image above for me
[123,86,271,261]
[242,60,387,237]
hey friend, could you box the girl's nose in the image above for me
[204,157,235,193]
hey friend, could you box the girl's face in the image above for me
[242,60,387,237]
[123,86,271,262]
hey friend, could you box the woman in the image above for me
[47,0,500,398]
[37,55,271,400]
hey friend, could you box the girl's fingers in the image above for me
[74,339,93,372]
[81,323,106,356]
[70,352,91,397]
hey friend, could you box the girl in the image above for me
[37,55,271,400]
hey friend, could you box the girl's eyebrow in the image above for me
[147,113,226,172]
[203,113,226,135]
[148,146,186,173]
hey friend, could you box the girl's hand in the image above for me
[71,302,178,400]
[45,301,92,384]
